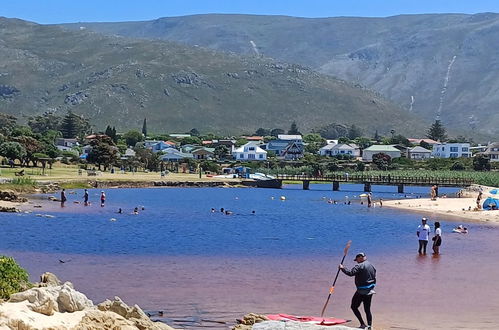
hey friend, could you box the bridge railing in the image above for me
[276,174,474,185]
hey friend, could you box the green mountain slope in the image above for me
[0,17,425,135]
[64,13,499,137]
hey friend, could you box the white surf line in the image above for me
[436,55,457,119]
[249,40,260,55]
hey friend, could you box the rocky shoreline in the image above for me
[0,272,173,330]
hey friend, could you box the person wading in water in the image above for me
[339,252,376,330]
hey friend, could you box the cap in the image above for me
[354,252,366,261]
[422,217,427,221]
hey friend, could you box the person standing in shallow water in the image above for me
[60,189,67,207]
[339,252,376,330]
[100,191,106,207]
[432,221,442,255]
[83,189,89,206]
[417,217,431,255]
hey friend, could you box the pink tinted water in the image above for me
[8,242,499,330]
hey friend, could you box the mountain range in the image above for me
[62,13,499,137]
[0,17,424,136]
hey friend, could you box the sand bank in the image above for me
[383,197,499,223]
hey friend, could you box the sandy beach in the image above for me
[384,197,499,223]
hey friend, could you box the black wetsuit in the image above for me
[341,260,377,327]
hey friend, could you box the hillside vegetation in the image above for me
[65,13,499,137]
[0,18,423,135]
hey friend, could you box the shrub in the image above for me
[0,256,30,299]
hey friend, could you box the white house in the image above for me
[55,138,79,153]
[233,142,267,161]
[408,146,432,160]
[319,142,337,156]
[432,143,471,158]
[320,143,360,157]
[362,145,402,162]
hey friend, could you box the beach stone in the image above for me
[76,310,138,330]
[57,283,93,312]
[40,272,62,287]
[0,206,20,212]
[97,296,173,330]
[233,313,268,330]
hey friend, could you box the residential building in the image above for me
[282,141,304,160]
[160,148,193,161]
[145,140,176,153]
[484,142,499,162]
[120,148,136,160]
[408,138,439,146]
[192,147,215,160]
[362,145,402,162]
[432,143,471,158]
[55,138,79,152]
[320,143,360,157]
[232,142,267,161]
[277,134,303,142]
[408,146,432,160]
[244,136,264,142]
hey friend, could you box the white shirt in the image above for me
[435,228,442,236]
[417,224,430,240]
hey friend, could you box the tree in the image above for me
[372,153,392,170]
[348,124,363,139]
[189,128,200,137]
[255,128,270,136]
[287,121,301,135]
[133,147,161,171]
[27,112,61,134]
[390,134,410,146]
[473,154,491,171]
[303,133,326,154]
[313,123,348,139]
[374,130,381,142]
[419,141,431,150]
[270,128,284,137]
[426,120,447,142]
[0,113,17,136]
[0,142,26,163]
[60,111,91,138]
[11,136,42,166]
[214,145,230,160]
[353,137,372,150]
[87,136,118,171]
[123,130,144,147]
[142,118,148,137]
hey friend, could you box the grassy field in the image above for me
[0,164,241,186]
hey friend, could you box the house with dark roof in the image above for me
[484,142,499,162]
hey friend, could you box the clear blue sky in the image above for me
[2,0,499,24]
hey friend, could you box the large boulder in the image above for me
[97,297,173,330]
[8,282,93,316]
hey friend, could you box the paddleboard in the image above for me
[266,313,348,326]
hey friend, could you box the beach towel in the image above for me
[266,313,348,326]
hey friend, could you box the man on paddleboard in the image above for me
[339,252,376,330]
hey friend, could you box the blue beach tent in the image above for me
[483,197,499,210]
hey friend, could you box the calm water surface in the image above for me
[1,185,498,329]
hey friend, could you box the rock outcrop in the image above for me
[0,272,175,330]
[0,190,27,202]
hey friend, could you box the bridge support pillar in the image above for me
[398,184,404,194]
[364,183,371,192]
[332,181,340,191]
[303,180,310,190]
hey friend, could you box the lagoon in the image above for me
[1,185,499,329]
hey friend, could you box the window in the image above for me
[450,147,458,152]
[441,147,445,151]
[450,153,458,158]
[248,154,255,159]
[239,154,244,159]
[259,154,264,159]
[249,147,255,151]
[462,154,469,158]
[461,147,469,152]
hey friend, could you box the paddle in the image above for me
[320,240,352,317]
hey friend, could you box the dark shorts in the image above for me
[433,236,442,246]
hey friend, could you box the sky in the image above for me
[2,0,499,24]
